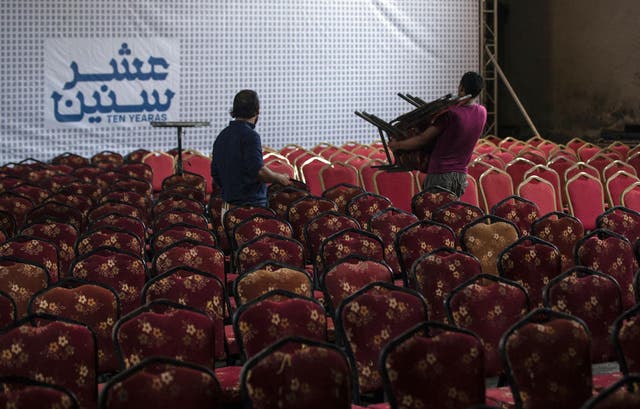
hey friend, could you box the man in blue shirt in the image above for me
[211,90,290,208]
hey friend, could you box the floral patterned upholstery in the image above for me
[368,207,419,277]
[409,248,481,323]
[498,236,562,308]
[346,192,393,229]
[233,214,293,249]
[0,378,79,409]
[445,274,530,377]
[27,202,82,232]
[45,194,93,220]
[88,214,146,246]
[596,206,640,245]
[320,255,394,316]
[158,185,207,204]
[581,375,640,409]
[543,267,622,363]
[99,191,149,221]
[460,216,520,276]
[0,210,16,238]
[380,322,486,409]
[490,195,539,237]
[530,212,584,271]
[87,203,142,226]
[116,163,153,183]
[0,236,59,283]
[57,181,102,205]
[234,266,312,306]
[612,304,640,376]
[20,222,79,279]
[98,357,221,409]
[500,309,593,409]
[223,206,277,247]
[28,281,121,375]
[411,187,458,220]
[287,196,337,251]
[304,211,361,270]
[150,223,217,255]
[152,240,225,281]
[151,196,204,219]
[319,228,385,273]
[321,183,365,214]
[241,337,353,409]
[207,195,230,252]
[142,267,227,360]
[394,221,456,281]
[0,257,50,318]
[10,183,50,205]
[109,177,153,197]
[161,172,207,194]
[432,201,485,247]
[52,152,90,168]
[575,229,637,309]
[77,227,144,258]
[92,151,124,168]
[233,290,327,360]
[0,316,97,409]
[153,209,209,232]
[335,282,428,399]
[0,290,16,329]
[267,186,309,219]
[70,247,146,314]
[235,234,305,274]
[0,193,34,229]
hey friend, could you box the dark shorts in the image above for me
[423,172,468,197]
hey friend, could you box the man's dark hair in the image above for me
[230,89,260,118]
[460,72,484,98]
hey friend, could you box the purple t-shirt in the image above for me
[427,103,487,174]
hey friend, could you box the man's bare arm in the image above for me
[388,124,443,151]
[258,165,291,185]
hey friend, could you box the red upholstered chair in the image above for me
[505,157,537,191]
[233,265,313,307]
[548,154,578,206]
[70,247,147,314]
[267,186,309,219]
[141,267,227,361]
[320,255,394,316]
[207,195,230,253]
[368,207,419,276]
[92,151,124,168]
[581,375,640,409]
[117,162,153,183]
[223,205,276,247]
[57,181,102,206]
[304,211,361,271]
[98,357,221,409]
[158,184,206,204]
[0,290,16,329]
[544,267,623,366]
[88,202,142,227]
[286,196,337,252]
[394,220,456,284]
[408,248,481,323]
[478,167,514,213]
[142,151,175,192]
[0,315,97,409]
[606,171,640,208]
[28,279,121,375]
[0,377,80,409]
[596,206,640,245]
[181,151,214,194]
[460,173,481,207]
[587,153,615,180]
[603,160,637,182]
[0,257,50,318]
[152,194,204,218]
[52,152,90,168]
[346,192,392,229]
[498,308,593,409]
[233,290,327,361]
[10,183,50,206]
[490,195,540,236]
[530,211,584,271]
[322,183,365,214]
[432,201,485,247]
[578,143,602,162]
[20,222,78,277]
[380,322,486,409]
[240,337,356,409]
[299,156,330,196]
[497,236,562,308]
[518,175,559,216]
[370,170,416,212]
[565,171,607,231]
[88,213,146,248]
[459,215,520,276]
[150,223,217,255]
[76,226,144,258]
[621,181,640,212]
[0,236,60,283]
[566,137,589,154]
[161,171,206,197]
[411,186,458,220]
[235,233,305,274]
[0,193,34,229]
[152,208,209,232]
[318,162,359,192]
[233,214,293,249]
[27,201,82,235]
[574,229,637,309]
[612,304,640,376]
[445,274,530,378]
[264,153,297,180]
[468,159,494,182]
[565,161,601,184]
[477,152,506,169]
[0,210,16,239]
[335,282,429,402]
[319,228,385,274]
[523,165,562,208]
[100,190,149,219]
[152,239,225,281]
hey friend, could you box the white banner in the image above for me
[44,38,180,128]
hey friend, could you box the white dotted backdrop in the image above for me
[0,0,478,164]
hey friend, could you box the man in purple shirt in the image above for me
[389,72,487,197]
[211,90,290,209]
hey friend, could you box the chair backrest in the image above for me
[153,208,209,232]
[371,170,416,212]
[409,248,481,323]
[304,211,361,270]
[459,215,520,276]
[234,265,313,306]
[76,226,144,258]
[141,151,175,192]
[335,282,429,399]
[0,235,60,283]
[530,211,584,271]
[543,267,623,363]
[0,290,16,330]
[321,183,364,214]
[233,214,293,249]
[0,256,50,318]
[432,200,485,243]
[223,205,276,247]
[233,290,327,360]
[574,229,637,309]
[411,187,458,220]
[152,239,225,281]
[267,186,309,219]
[318,162,359,193]
[498,236,562,308]
[286,195,337,247]
[0,377,80,409]
[595,206,640,245]
[240,337,353,409]
[299,156,330,196]
[505,157,537,191]
[606,170,640,208]
[368,207,419,276]
[490,195,540,236]
[235,233,305,274]
[612,304,640,376]
[621,181,640,212]
[380,322,486,409]
[150,223,217,254]
[500,308,593,409]
[99,357,221,409]
[478,167,514,213]
[580,375,640,409]
[346,192,392,229]
[445,274,530,377]
[517,175,559,216]
[319,228,385,273]
[460,173,481,207]
[565,172,606,231]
